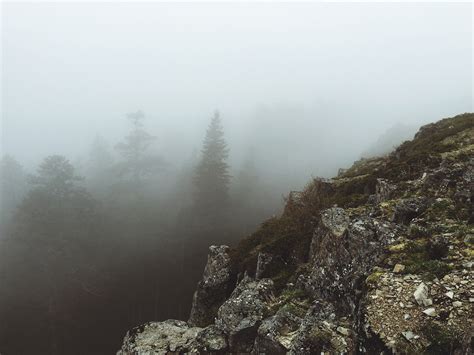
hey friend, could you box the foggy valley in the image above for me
[0,2,472,354]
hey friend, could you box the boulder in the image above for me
[117,320,201,354]
[254,307,303,354]
[188,245,233,327]
[216,276,274,352]
[374,178,396,204]
[195,325,228,352]
[255,252,273,280]
[392,197,429,225]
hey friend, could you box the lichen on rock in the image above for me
[118,113,474,354]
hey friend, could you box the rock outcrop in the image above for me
[188,245,233,327]
[118,113,474,354]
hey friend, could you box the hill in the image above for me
[118,113,473,354]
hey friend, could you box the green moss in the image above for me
[280,301,309,318]
[405,260,451,280]
[365,271,384,287]
[379,114,474,182]
[421,322,461,354]
[308,328,332,349]
[229,114,473,293]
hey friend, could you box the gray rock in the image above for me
[216,276,274,353]
[422,308,436,317]
[414,282,432,306]
[195,324,228,352]
[402,331,415,341]
[117,320,201,355]
[304,211,394,314]
[374,178,396,204]
[188,245,233,327]
[392,197,429,225]
[393,264,405,273]
[320,207,350,237]
[255,252,273,280]
[254,307,302,354]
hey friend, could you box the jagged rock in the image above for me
[320,207,350,237]
[255,252,273,280]
[188,245,233,327]
[414,282,432,306]
[254,307,302,354]
[216,276,274,352]
[402,331,415,341]
[392,197,429,225]
[336,326,350,336]
[117,320,201,354]
[422,308,436,317]
[374,178,396,203]
[118,114,474,355]
[304,209,393,313]
[195,325,227,352]
[393,264,405,273]
[289,302,353,354]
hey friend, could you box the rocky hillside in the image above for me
[118,113,473,354]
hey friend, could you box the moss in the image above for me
[267,287,310,317]
[421,322,461,354]
[405,260,451,280]
[461,247,474,258]
[271,267,297,291]
[229,113,473,294]
[379,114,474,182]
[365,271,384,287]
[280,287,309,301]
[464,234,474,245]
[280,301,309,318]
[389,242,408,252]
[409,224,429,239]
[308,328,333,349]
[387,239,451,279]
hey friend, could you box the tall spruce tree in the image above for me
[115,110,165,184]
[194,111,230,213]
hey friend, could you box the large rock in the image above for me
[188,245,233,327]
[216,276,274,352]
[289,302,354,354]
[255,252,273,280]
[194,325,228,352]
[303,208,394,313]
[254,307,303,354]
[392,197,429,225]
[320,207,350,237]
[117,320,201,355]
[374,178,396,204]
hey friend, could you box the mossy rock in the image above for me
[365,271,384,287]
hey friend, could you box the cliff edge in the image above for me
[118,113,473,354]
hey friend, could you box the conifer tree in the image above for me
[115,110,165,184]
[193,111,230,212]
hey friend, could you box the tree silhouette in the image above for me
[193,111,230,213]
[115,110,165,184]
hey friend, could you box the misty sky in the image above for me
[1,2,472,182]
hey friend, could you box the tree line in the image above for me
[0,110,278,354]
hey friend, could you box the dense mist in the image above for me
[1,2,472,354]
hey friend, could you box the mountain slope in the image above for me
[118,113,473,354]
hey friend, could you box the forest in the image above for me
[1,2,471,354]
[0,110,287,354]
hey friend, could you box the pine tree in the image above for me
[115,110,165,184]
[193,111,230,212]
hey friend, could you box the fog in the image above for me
[3,2,472,180]
[0,2,472,354]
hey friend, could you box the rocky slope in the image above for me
[118,113,473,354]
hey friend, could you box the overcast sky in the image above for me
[1,2,472,178]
